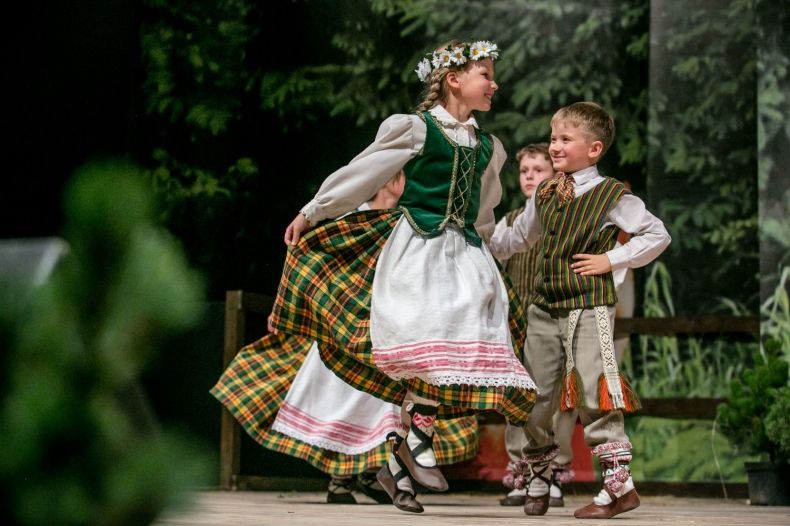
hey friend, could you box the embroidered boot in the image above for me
[376,428,423,513]
[513,446,559,516]
[574,442,640,519]
[396,403,448,492]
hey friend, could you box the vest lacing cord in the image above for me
[447,146,476,227]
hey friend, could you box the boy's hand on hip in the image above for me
[571,253,612,276]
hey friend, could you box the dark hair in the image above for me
[515,143,550,163]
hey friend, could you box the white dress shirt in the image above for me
[488,166,671,270]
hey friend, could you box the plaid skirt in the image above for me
[270,210,536,426]
[211,332,479,476]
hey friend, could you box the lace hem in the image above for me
[420,373,538,391]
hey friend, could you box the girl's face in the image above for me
[456,59,498,112]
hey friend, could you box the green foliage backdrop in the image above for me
[139,0,759,314]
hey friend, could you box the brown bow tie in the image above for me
[538,172,575,204]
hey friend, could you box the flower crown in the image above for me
[414,40,500,82]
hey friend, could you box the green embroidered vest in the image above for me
[503,205,542,311]
[398,111,494,247]
[533,177,626,309]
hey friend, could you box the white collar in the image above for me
[570,165,599,184]
[429,105,479,129]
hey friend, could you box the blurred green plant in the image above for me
[0,163,211,525]
[764,386,790,464]
[717,339,790,466]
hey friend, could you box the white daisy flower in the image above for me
[415,58,432,82]
[469,42,485,60]
[489,43,499,59]
[431,52,442,69]
[450,46,467,65]
[436,50,453,68]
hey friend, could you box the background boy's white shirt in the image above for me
[298,105,506,241]
[487,166,671,269]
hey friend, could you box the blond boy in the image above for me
[489,102,670,519]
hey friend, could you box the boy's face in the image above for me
[549,120,603,174]
[519,153,554,198]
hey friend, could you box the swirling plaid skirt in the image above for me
[270,209,536,426]
[211,332,479,475]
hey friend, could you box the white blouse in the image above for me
[488,166,671,270]
[299,105,507,241]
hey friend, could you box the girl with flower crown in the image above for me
[270,39,537,514]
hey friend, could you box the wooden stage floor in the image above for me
[154,490,790,525]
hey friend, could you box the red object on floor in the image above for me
[442,419,595,482]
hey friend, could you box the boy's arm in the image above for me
[488,198,541,260]
[604,194,671,269]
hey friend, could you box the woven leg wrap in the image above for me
[593,442,633,495]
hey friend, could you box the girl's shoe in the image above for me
[376,463,423,513]
[326,476,357,504]
[356,470,391,504]
[397,404,448,492]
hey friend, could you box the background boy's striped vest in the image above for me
[533,178,626,309]
[503,205,541,312]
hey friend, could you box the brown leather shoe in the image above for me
[574,488,640,519]
[523,493,550,516]
[396,439,449,492]
[376,464,424,514]
[499,494,526,506]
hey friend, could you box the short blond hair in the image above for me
[551,102,615,157]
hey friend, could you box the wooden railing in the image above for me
[219,290,273,490]
[218,290,759,492]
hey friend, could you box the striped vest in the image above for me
[533,177,626,309]
[398,111,494,247]
[503,206,542,312]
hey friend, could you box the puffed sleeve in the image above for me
[474,135,506,242]
[300,114,424,223]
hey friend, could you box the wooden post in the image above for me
[219,290,245,490]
